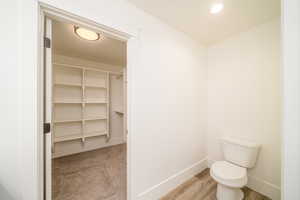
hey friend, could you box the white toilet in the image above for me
[210,137,260,200]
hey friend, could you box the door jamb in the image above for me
[38,3,137,200]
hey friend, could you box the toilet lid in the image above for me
[210,161,247,188]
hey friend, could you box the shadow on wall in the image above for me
[0,184,15,200]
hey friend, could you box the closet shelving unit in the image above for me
[52,63,122,145]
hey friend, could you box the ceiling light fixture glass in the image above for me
[74,26,100,41]
[210,3,224,14]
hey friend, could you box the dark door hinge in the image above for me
[44,37,51,48]
[44,123,51,134]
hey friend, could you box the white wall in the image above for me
[3,0,286,199]
[207,19,281,199]
[282,0,300,199]
[17,0,208,199]
[52,54,125,157]
[0,1,21,200]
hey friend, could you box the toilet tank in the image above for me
[221,137,260,168]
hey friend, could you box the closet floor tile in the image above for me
[53,144,126,200]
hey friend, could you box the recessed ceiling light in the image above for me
[74,26,100,41]
[210,3,224,14]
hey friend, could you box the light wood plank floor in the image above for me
[52,144,126,200]
[161,169,271,200]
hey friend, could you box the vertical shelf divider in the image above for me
[81,68,85,143]
[106,72,110,141]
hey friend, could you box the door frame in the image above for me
[38,3,138,200]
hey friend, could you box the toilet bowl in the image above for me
[210,161,247,200]
[210,138,260,200]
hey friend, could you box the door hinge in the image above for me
[44,37,51,48]
[44,123,51,134]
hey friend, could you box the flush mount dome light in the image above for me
[74,26,100,41]
[210,3,224,14]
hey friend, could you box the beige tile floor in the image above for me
[52,144,126,200]
[161,169,271,200]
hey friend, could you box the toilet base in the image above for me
[216,184,244,200]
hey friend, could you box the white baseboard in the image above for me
[136,158,280,200]
[207,158,281,200]
[247,175,281,200]
[206,158,215,168]
[137,158,208,200]
[53,137,125,158]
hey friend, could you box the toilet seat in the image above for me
[210,161,247,188]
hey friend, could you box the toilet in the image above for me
[210,137,260,200]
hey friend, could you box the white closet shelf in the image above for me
[54,118,107,123]
[84,100,107,104]
[54,134,82,142]
[54,99,106,104]
[54,131,107,142]
[84,131,107,138]
[54,101,106,104]
[85,102,107,104]
[54,82,82,87]
[54,119,82,123]
[54,101,82,104]
[85,85,107,89]
[53,62,122,75]
[83,117,107,121]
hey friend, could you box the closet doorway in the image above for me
[43,15,128,200]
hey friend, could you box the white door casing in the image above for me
[44,17,52,200]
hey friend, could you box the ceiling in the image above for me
[53,20,126,66]
[128,0,281,45]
